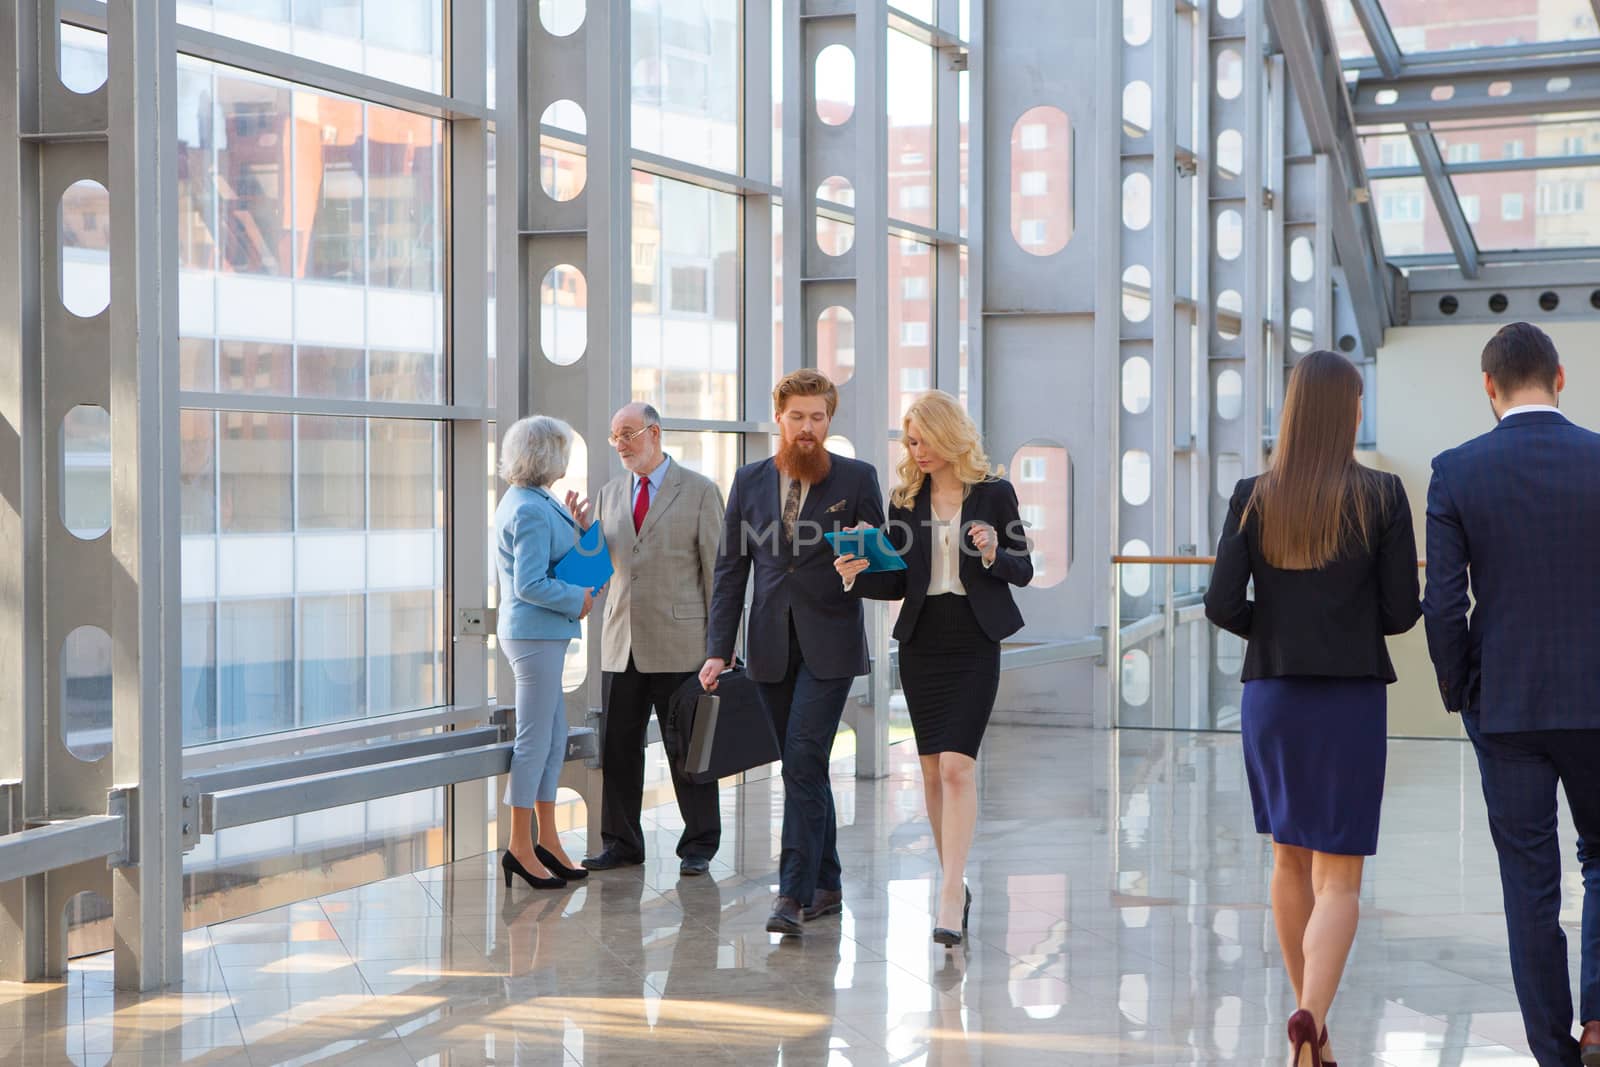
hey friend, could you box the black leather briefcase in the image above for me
[666,666,781,785]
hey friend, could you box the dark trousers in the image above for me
[1463,711,1600,1067]
[599,658,721,862]
[757,625,853,906]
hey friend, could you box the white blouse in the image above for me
[927,506,968,597]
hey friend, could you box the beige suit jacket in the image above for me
[596,459,725,674]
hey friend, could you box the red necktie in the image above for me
[632,477,650,534]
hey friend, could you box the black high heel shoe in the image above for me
[535,843,589,881]
[932,884,973,948]
[502,850,566,891]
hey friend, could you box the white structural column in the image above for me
[0,0,49,983]
[106,0,182,990]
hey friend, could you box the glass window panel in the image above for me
[369,349,442,403]
[661,430,739,498]
[1322,0,1375,62]
[1459,164,1600,251]
[630,173,740,420]
[297,345,366,399]
[219,410,291,532]
[1379,1,1598,55]
[369,590,443,716]
[181,337,216,392]
[297,415,365,530]
[219,340,292,395]
[1012,106,1074,254]
[631,0,739,173]
[300,593,365,725]
[1370,176,1450,256]
[182,602,217,746]
[771,0,783,183]
[177,0,443,92]
[888,236,934,427]
[888,31,935,229]
[370,419,440,529]
[891,0,935,22]
[180,410,218,535]
[958,247,969,409]
[217,597,293,740]
[959,69,970,238]
[179,59,444,401]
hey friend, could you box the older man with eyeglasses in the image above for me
[576,403,727,876]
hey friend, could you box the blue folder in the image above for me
[824,528,907,573]
[553,522,614,591]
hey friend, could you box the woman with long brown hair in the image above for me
[1204,351,1420,1067]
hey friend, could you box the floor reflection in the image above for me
[0,725,1556,1065]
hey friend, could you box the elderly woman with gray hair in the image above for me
[493,415,598,890]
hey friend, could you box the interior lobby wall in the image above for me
[1371,320,1600,737]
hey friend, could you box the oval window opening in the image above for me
[60,179,110,319]
[1122,449,1151,506]
[1216,369,1244,421]
[1122,648,1151,706]
[1010,106,1074,256]
[62,404,111,540]
[59,23,107,95]
[1123,81,1152,138]
[1216,129,1243,180]
[538,0,586,37]
[816,45,856,125]
[1216,209,1243,260]
[1010,441,1069,588]
[1123,0,1152,46]
[540,264,588,365]
[1122,356,1152,414]
[817,305,856,386]
[1290,307,1314,353]
[1216,290,1243,340]
[1216,49,1244,100]
[817,176,856,256]
[1122,265,1152,323]
[539,100,587,202]
[62,625,113,762]
[1123,172,1152,231]
[1289,236,1315,282]
[1121,538,1152,598]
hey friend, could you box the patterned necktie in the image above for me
[781,477,802,545]
[632,477,650,534]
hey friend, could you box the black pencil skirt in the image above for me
[898,594,1001,758]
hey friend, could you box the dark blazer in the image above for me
[848,478,1033,643]
[1422,410,1600,732]
[707,453,887,684]
[1204,472,1421,683]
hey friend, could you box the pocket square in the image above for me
[825,499,848,514]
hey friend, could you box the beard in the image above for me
[775,434,832,484]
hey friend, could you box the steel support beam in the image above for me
[0,817,126,885]
[1407,124,1480,277]
[186,727,503,796]
[1347,0,1401,79]
[1265,0,1392,353]
[1353,55,1600,126]
[108,0,183,991]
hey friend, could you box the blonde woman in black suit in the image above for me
[834,390,1033,948]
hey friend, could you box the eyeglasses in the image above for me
[607,425,653,447]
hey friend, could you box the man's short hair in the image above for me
[1482,321,1560,393]
[773,369,838,417]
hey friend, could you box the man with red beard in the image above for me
[700,369,887,935]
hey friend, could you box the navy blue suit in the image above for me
[1423,409,1600,1065]
[707,452,886,905]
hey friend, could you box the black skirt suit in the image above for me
[849,478,1033,756]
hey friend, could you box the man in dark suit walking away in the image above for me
[700,370,886,936]
[1423,321,1600,1067]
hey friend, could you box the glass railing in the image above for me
[1112,556,1237,731]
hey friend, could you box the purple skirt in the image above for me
[1241,676,1387,856]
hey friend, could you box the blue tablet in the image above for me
[824,528,907,573]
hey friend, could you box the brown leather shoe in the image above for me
[1580,1020,1600,1067]
[765,895,803,936]
[801,888,842,921]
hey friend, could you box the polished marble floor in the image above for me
[0,725,1581,1065]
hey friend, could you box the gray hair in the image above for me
[499,415,573,488]
[616,401,661,428]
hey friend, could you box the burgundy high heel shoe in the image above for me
[1320,1025,1337,1067]
[1286,1010,1324,1067]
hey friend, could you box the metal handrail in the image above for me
[0,816,126,884]
[1114,555,1428,566]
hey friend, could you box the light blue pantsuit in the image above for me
[501,638,570,806]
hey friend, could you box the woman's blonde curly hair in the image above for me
[890,390,1002,510]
